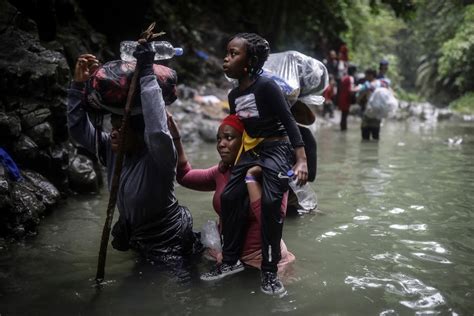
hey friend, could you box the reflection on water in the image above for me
[1,120,474,315]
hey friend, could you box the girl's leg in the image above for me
[259,143,293,274]
[220,153,255,265]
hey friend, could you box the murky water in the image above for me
[1,119,474,315]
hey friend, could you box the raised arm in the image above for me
[134,42,176,170]
[67,54,108,159]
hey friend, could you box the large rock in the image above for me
[0,112,21,141]
[21,108,51,130]
[68,153,98,193]
[198,119,221,143]
[26,122,53,148]
[22,170,60,208]
[12,134,38,164]
[9,180,45,237]
[49,143,70,191]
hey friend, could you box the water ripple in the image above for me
[345,272,446,312]
[400,240,449,254]
[371,252,411,264]
[389,208,405,214]
[411,253,452,264]
[390,224,427,231]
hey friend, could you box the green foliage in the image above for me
[396,88,424,102]
[343,2,406,88]
[438,5,474,93]
[400,0,469,104]
[449,92,474,114]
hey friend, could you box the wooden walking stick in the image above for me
[95,22,165,284]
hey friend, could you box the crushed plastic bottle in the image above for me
[120,41,184,62]
[284,170,317,212]
[200,220,221,251]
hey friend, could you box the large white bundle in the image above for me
[365,87,398,119]
[262,50,328,106]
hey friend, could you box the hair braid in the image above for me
[230,32,270,77]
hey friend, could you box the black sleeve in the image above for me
[262,79,304,147]
[298,126,317,182]
[228,89,237,114]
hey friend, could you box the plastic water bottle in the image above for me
[120,41,184,62]
[285,170,317,212]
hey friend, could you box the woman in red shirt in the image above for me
[167,113,295,272]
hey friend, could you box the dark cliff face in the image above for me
[0,0,108,238]
[0,0,226,239]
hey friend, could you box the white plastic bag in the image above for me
[200,220,222,251]
[263,50,328,106]
[365,87,398,119]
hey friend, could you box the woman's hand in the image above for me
[166,110,181,139]
[73,54,99,82]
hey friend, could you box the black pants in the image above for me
[221,141,293,273]
[361,126,380,140]
[340,111,349,131]
[361,117,381,140]
[323,102,334,118]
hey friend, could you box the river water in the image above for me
[1,119,473,315]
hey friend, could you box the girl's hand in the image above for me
[166,110,181,139]
[292,160,308,186]
[73,54,99,82]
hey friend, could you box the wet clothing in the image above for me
[361,116,381,140]
[338,74,354,131]
[338,75,354,113]
[322,84,335,118]
[224,75,303,273]
[324,59,339,79]
[176,162,295,270]
[222,140,295,273]
[67,75,197,260]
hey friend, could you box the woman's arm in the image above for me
[167,111,218,191]
[176,162,218,191]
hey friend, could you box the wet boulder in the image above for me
[21,108,52,130]
[12,135,38,165]
[9,180,45,237]
[0,167,12,210]
[68,153,99,193]
[26,122,54,148]
[0,112,21,141]
[50,143,70,191]
[22,170,60,207]
[198,119,220,143]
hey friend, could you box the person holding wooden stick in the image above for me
[67,43,201,268]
